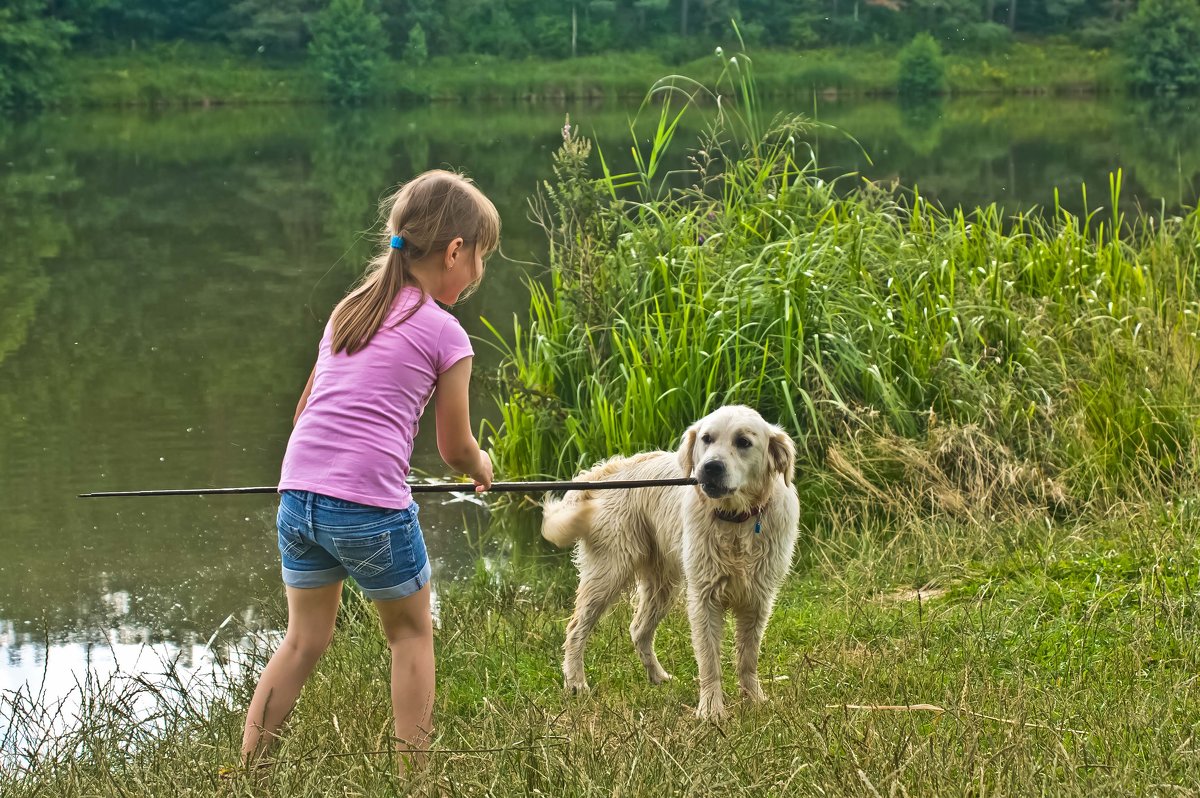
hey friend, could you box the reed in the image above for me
[486,46,1200,515]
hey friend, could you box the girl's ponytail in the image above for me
[329,170,500,355]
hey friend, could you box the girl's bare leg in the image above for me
[374,584,435,765]
[241,582,342,762]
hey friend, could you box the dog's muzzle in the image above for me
[698,459,731,498]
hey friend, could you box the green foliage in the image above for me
[903,0,986,47]
[466,2,531,59]
[0,0,75,108]
[528,12,571,59]
[308,0,389,103]
[378,0,438,57]
[5,0,1152,69]
[1124,0,1200,95]
[403,22,428,65]
[897,32,946,97]
[961,21,1012,53]
[227,0,319,58]
[489,65,1200,504]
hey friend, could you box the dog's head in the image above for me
[677,405,796,502]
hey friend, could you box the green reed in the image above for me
[486,48,1200,510]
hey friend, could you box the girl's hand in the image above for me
[473,450,493,492]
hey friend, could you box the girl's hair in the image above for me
[330,170,501,355]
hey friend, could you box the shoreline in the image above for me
[45,41,1122,111]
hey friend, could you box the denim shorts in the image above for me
[276,490,430,601]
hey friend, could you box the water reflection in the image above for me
[1,95,1198,746]
[1,612,265,768]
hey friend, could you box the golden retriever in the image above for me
[542,405,800,719]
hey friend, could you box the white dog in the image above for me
[542,405,801,719]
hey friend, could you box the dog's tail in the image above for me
[541,457,631,547]
[541,493,594,548]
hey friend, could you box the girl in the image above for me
[241,169,500,765]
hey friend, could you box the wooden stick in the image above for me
[77,477,698,499]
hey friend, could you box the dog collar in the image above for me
[713,505,767,534]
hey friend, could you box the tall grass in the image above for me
[486,48,1200,514]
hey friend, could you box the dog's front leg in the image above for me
[734,604,769,703]
[687,584,727,720]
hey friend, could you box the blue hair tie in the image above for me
[390,235,405,250]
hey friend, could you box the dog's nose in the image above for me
[701,459,725,478]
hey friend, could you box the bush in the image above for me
[1076,17,1119,50]
[1125,0,1200,95]
[404,23,428,65]
[530,13,571,59]
[0,0,74,108]
[961,22,1011,54]
[465,4,530,59]
[658,35,703,66]
[788,14,822,48]
[308,0,389,103]
[897,32,946,97]
[226,0,315,58]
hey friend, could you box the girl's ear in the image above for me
[767,425,796,484]
[443,237,465,269]
[677,424,699,476]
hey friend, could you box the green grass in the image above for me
[4,502,1199,795]
[58,44,327,107]
[52,40,1119,108]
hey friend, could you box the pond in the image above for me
[2,94,1198,746]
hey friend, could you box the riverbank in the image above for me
[5,53,1197,797]
[3,499,1198,795]
[53,40,1119,109]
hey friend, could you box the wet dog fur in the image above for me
[542,405,801,719]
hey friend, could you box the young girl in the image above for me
[241,169,500,764]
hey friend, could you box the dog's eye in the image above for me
[735,436,752,449]
[700,433,713,445]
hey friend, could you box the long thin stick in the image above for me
[77,477,698,499]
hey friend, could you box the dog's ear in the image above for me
[767,426,797,483]
[677,424,699,475]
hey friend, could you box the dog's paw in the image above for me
[739,676,768,705]
[740,682,767,703]
[695,693,727,721]
[563,677,590,696]
[648,669,673,685]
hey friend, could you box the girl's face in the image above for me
[436,240,485,305]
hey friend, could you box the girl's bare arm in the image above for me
[294,365,316,425]
[434,357,493,488]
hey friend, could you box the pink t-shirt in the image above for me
[279,286,474,510]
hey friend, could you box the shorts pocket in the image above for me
[278,522,311,562]
[333,530,395,578]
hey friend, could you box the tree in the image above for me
[378,0,440,60]
[404,23,428,65]
[896,31,945,97]
[227,0,320,58]
[0,0,74,108]
[1125,0,1200,95]
[308,0,389,103]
